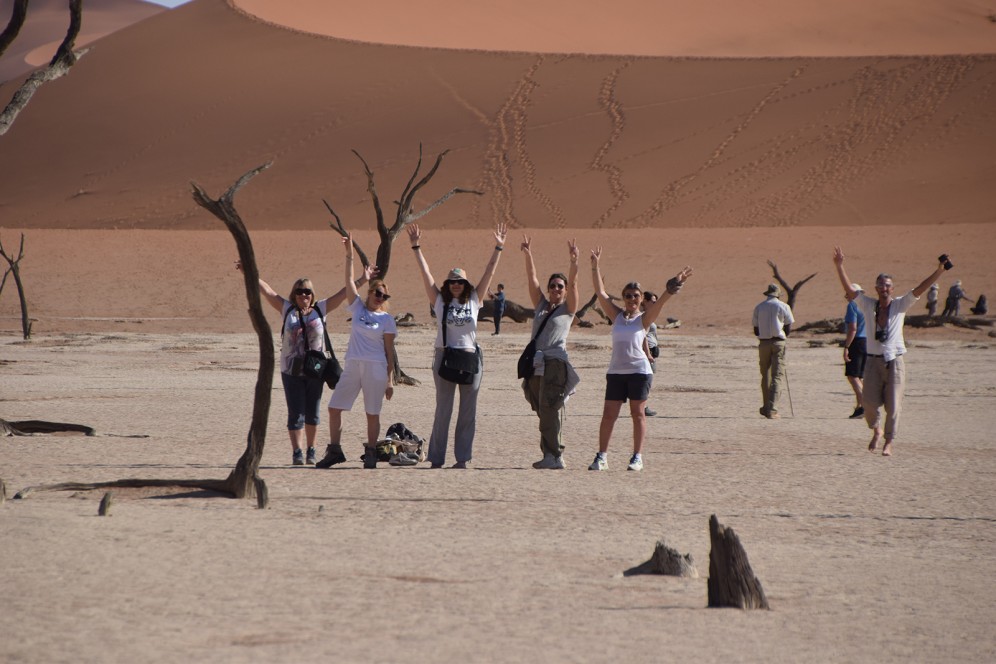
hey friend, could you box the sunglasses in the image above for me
[447,280,469,288]
[548,283,566,290]
[623,292,642,300]
[294,289,313,296]
[372,290,391,300]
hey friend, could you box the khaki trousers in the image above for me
[523,358,568,458]
[758,339,786,415]
[862,355,906,439]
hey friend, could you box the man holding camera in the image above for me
[832,247,952,457]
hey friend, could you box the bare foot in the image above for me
[882,440,893,457]
[868,429,881,452]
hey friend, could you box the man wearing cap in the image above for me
[941,280,970,317]
[752,283,794,419]
[843,284,866,419]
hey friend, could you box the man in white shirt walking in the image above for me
[752,284,795,419]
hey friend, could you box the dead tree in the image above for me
[1,0,88,136]
[1,419,95,436]
[479,298,533,324]
[624,539,699,578]
[324,145,482,385]
[14,165,276,508]
[0,233,31,339]
[707,514,770,609]
[767,259,816,312]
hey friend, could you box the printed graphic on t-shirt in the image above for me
[357,309,383,329]
[446,301,475,327]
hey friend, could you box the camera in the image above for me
[875,329,886,342]
[939,254,953,270]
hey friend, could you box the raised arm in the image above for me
[475,222,508,297]
[322,262,379,313]
[913,256,949,298]
[566,238,580,315]
[343,233,360,304]
[407,223,440,305]
[590,246,622,319]
[643,266,693,328]
[833,246,859,300]
[235,260,284,313]
[521,234,542,307]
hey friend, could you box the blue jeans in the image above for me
[281,372,324,430]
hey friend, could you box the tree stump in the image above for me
[98,492,113,516]
[0,478,6,506]
[707,514,770,609]
[624,539,698,578]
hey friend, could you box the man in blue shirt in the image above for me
[490,283,506,335]
[843,284,866,419]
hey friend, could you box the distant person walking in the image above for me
[490,283,507,335]
[521,235,580,470]
[833,246,951,457]
[752,283,794,419]
[843,284,867,419]
[406,222,507,469]
[587,251,691,472]
[941,280,970,317]
[235,258,376,466]
[925,283,939,317]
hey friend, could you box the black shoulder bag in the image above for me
[295,307,343,389]
[437,303,480,385]
[517,304,559,379]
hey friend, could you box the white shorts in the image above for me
[327,359,389,415]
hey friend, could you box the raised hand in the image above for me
[343,233,354,258]
[520,234,532,254]
[590,246,602,267]
[833,246,845,266]
[407,224,422,247]
[568,238,579,263]
[493,222,508,247]
[364,263,380,282]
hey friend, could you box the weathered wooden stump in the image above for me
[624,539,698,577]
[98,492,113,516]
[0,478,6,506]
[707,514,770,609]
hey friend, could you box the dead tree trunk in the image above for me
[324,144,483,385]
[479,298,534,323]
[1,0,88,137]
[624,539,699,578]
[767,259,816,313]
[0,233,31,339]
[1,419,95,436]
[14,165,276,507]
[707,514,770,609]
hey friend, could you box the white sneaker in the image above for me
[532,453,555,469]
[588,454,607,471]
[550,456,566,470]
[627,454,643,471]
[389,454,417,466]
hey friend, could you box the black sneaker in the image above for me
[292,449,305,466]
[305,447,317,465]
[363,452,378,469]
[644,406,657,417]
[315,444,346,469]
[849,406,865,419]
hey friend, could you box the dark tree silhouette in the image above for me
[767,259,816,312]
[0,233,31,339]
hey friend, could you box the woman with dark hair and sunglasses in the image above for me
[588,248,692,471]
[521,235,581,470]
[406,222,508,468]
[316,234,398,469]
[235,258,377,466]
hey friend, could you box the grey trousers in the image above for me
[758,339,786,414]
[862,355,906,439]
[428,347,483,466]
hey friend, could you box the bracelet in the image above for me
[411,245,420,250]
[495,245,503,252]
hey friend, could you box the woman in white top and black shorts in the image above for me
[588,247,692,471]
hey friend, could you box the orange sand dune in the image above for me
[235,0,996,57]
[0,0,994,232]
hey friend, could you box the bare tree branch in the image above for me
[322,199,371,267]
[0,0,87,137]
[0,0,29,58]
[767,259,817,312]
[0,232,31,338]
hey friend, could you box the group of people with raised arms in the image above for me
[241,229,955,468]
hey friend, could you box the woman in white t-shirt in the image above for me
[588,248,692,472]
[316,234,398,469]
[236,259,376,467]
[406,222,507,468]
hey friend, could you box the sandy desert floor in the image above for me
[2,297,995,662]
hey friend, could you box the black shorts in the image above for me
[845,336,867,378]
[604,373,652,402]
